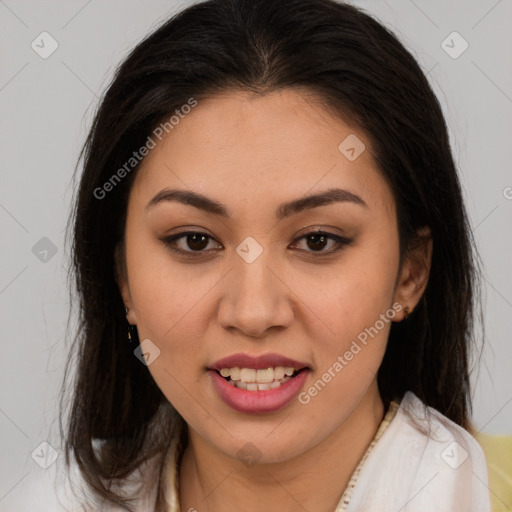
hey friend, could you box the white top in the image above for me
[3,391,491,512]
[345,392,491,512]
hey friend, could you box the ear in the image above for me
[393,226,432,321]
[114,241,138,325]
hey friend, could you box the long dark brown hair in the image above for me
[61,0,483,510]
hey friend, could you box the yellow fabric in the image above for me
[474,432,512,512]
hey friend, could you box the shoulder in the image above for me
[346,391,491,512]
[391,391,491,510]
[398,391,487,462]
[398,390,490,483]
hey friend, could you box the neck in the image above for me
[179,383,385,512]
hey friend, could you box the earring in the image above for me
[404,306,412,320]
[125,307,135,342]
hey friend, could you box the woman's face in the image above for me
[118,88,423,464]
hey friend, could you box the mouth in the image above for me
[214,366,306,391]
[207,353,311,413]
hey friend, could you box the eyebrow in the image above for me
[145,187,367,219]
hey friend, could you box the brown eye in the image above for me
[292,230,352,255]
[161,231,222,256]
[305,233,329,251]
[185,233,209,251]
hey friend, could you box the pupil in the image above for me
[188,233,208,251]
[307,234,327,251]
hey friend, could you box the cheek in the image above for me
[123,242,220,404]
[296,276,394,417]
[127,259,213,411]
[125,220,219,338]
[295,233,399,372]
[303,240,398,328]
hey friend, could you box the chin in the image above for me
[218,430,312,466]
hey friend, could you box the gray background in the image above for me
[1,0,511,507]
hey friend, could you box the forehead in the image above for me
[130,88,395,217]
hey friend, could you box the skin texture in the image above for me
[117,88,432,511]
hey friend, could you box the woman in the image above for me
[60,0,491,510]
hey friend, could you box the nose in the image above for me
[217,248,295,338]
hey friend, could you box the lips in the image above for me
[209,352,310,371]
[207,352,311,414]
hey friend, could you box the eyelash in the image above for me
[160,230,352,258]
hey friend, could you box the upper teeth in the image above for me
[219,366,296,383]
